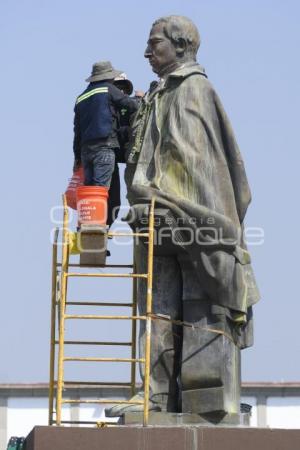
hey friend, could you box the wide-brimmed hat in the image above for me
[113,73,133,95]
[86,61,123,83]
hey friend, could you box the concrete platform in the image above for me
[25,425,300,450]
[121,411,244,426]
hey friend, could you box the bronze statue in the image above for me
[106,15,259,424]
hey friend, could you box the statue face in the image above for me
[144,22,178,77]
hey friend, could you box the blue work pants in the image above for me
[81,144,116,187]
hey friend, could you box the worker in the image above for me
[73,61,138,190]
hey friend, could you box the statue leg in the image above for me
[178,256,241,420]
[105,242,182,417]
[136,242,183,412]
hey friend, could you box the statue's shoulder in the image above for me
[170,70,216,107]
[183,71,212,90]
[169,64,213,93]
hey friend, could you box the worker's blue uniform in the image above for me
[73,81,138,187]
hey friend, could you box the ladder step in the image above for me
[57,263,133,268]
[66,301,134,307]
[108,232,149,238]
[64,357,145,363]
[62,399,144,404]
[66,273,147,278]
[63,381,132,387]
[64,315,146,320]
[55,340,132,346]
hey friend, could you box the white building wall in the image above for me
[7,398,70,440]
[79,400,118,424]
[266,397,300,429]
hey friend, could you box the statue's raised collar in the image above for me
[147,63,207,99]
[163,62,207,85]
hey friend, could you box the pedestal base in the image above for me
[25,425,300,450]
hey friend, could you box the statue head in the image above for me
[144,15,200,77]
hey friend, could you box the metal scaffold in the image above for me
[48,195,155,427]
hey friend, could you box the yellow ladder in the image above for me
[48,195,155,426]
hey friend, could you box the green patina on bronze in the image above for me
[126,63,259,340]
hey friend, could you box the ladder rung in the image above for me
[65,273,147,278]
[108,232,149,237]
[66,301,133,307]
[57,264,133,268]
[64,357,145,363]
[62,381,132,387]
[64,315,146,320]
[62,399,144,404]
[55,340,132,346]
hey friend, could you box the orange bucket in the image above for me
[76,186,109,226]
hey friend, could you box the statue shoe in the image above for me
[105,392,161,417]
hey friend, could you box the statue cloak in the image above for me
[125,63,260,348]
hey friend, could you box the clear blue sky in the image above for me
[0,0,299,383]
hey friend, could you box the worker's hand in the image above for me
[134,90,144,98]
[73,159,81,172]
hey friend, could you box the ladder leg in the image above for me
[56,196,70,425]
[130,245,137,397]
[48,228,59,425]
[143,198,155,426]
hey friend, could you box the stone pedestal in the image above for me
[25,425,300,450]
